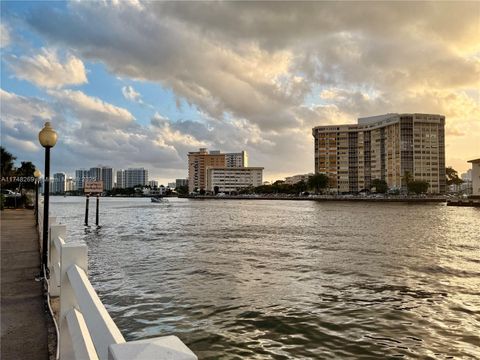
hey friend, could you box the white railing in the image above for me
[37,200,197,360]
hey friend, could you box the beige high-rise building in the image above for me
[188,148,226,192]
[312,113,446,194]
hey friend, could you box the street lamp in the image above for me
[34,169,41,226]
[38,122,57,277]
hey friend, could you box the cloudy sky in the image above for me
[1,1,479,183]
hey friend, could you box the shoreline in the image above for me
[181,195,447,203]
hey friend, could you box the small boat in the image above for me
[151,197,163,203]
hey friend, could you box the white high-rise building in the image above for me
[75,169,89,191]
[89,167,102,181]
[101,167,114,190]
[124,168,148,188]
[225,151,248,167]
[148,180,159,188]
[116,170,125,189]
[52,173,66,194]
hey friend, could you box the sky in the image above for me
[1,1,479,184]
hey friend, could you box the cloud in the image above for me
[1,23,10,48]
[1,88,205,176]
[47,89,135,128]
[446,127,465,137]
[7,1,479,176]
[7,48,87,88]
[122,85,141,102]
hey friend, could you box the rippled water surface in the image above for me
[51,197,480,359]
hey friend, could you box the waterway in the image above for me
[51,197,480,359]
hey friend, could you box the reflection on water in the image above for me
[52,197,480,359]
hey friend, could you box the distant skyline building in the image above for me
[75,169,89,191]
[65,177,75,192]
[313,113,446,194]
[101,166,114,190]
[167,182,176,189]
[175,179,188,188]
[124,168,148,188]
[148,180,159,188]
[89,167,102,182]
[206,167,263,193]
[461,169,472,182]
[116,170,125,189]
[52,172,66,194]
[285,173,314,185]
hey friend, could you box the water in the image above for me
[51,197,480,359]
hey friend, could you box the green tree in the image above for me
[371,179,388,193]
[407,180,430,194]
[446,167,463,186]
[16,161,36,189]
[293,180,307,194]
[1,147,16,178]
[176,185,188,195]
[214,186,220,195]
[402,170,413,186]
[307,173,329,193]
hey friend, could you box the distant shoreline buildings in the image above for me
[313,113,446,194]
[187,148,263,193]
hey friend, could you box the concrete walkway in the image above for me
[1,209,49,360]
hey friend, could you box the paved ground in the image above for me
[1,209,49,360]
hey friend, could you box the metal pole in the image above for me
[95,195,99,226]
[85,195,89,226]
[35,180,39,226]
[42,147,50,277]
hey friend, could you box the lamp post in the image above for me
[34,169,41,226]
[38,122,57,277]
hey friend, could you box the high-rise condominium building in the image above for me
[89,167,102,182]
[101,167,114,190]
[312,113,446,194]
[175,178,188,188]
[116,170,125,189]
[124,168,148,188]
[206,167,263,193]
[188,148,227,192]
[225,151,248,167]
[65,177,75,192]
[52,173,66,194]
[75,169,89,190]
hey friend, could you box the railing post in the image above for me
[60,243,88,359]
[49,224,66,296]
[46,216,56,277]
